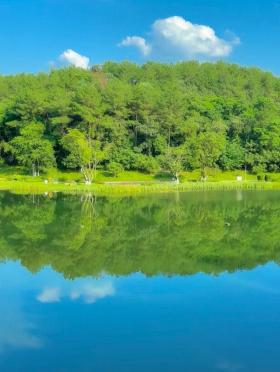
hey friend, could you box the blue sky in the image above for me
[1,0,280,75]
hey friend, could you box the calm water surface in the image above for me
[1,190,280,372]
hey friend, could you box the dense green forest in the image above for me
[1,61,280,182]
[1,192,280,277]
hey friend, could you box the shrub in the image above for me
[106,162,124,177]
[134,155,160,174]
[257,173,265,181]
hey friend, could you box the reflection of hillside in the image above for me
[0,191,280,278]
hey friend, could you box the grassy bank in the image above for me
[1,166,280,195]
[1,179,280,196]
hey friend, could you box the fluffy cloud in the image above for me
[70,282,115,304]
[119,16,239,59]
[119,36,151,56]
[37,288,61,303]
[37,282,115,305]
[59,49,90,69]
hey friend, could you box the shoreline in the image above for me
[1,179,280,195]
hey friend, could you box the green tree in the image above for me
[219,140,245,170]
[161,146,185,183]
[0,62,280,177]
[61,129,108,184]
[196,131,225,179]
[11,123,55,176]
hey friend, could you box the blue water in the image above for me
[1,190,280,371]
[1,261,280,372]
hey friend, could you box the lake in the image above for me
[1,190,280,372]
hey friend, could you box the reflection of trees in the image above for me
[1,191,280,278]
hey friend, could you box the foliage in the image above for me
[0,62,280,179]
[10,123,55,176]
[1,191,280,277]
[134,154,159,174]
[161,146,185,182]
[106,161,123,177]
[219,140,245,170]
[61,129,108,183]
[195,131,226,179]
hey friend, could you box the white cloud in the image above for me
[0,301,42,353]
[119,36,151,56]
[70,282,115,304]
[36,281,115,305]
[0,318,41,352]
[119,16,239,59]
[37,288,61,303]
[59,49,90,69]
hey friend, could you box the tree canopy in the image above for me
[1,61,280,178]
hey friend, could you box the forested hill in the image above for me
[0,61,280,178]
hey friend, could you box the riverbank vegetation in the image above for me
[1,61,280,185]
[1,167,280,195]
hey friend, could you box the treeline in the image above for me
[0,61,280,181]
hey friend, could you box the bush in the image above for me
[252,164,266,175]
[134,155,160,174]
[106,162,123,177]
[264,174,271,182]
[109,147,136,170]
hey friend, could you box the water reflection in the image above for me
[37,281,115,304]
[0,300,41,352]
[0,191,280,277]
[0,263,42,353]
[0,261,115,356]
[1,191,280,371]
[1,260,280,371]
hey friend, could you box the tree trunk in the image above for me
[81,165,95,185]
[201,165,206,181]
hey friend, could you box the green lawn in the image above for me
[1,166,280,183]
[0,166,280,195]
